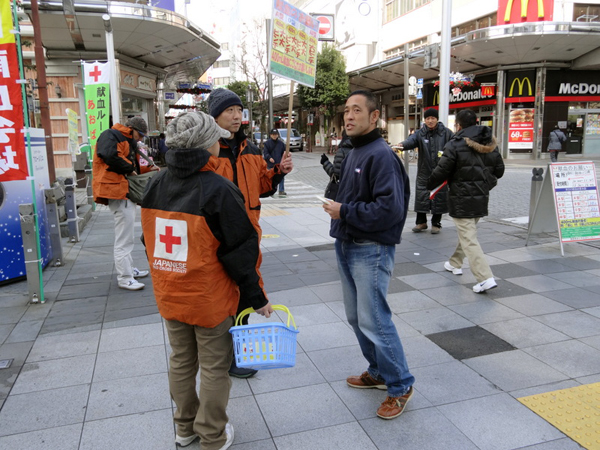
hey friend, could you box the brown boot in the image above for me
[347,371,387,390]
[411,223,428,233]
[377,387,414,420]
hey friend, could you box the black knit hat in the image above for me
[125,116,148,135]
[208,88,243,118]
[424,108,439,119]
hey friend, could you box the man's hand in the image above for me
[150,165,160,172]
[320,153,329,164]
[255,302,274,318]
[269,157,274,163]
[323,200,342,220]
[280,152,293,174]
[397,144,404,149]
[129,171,138,177]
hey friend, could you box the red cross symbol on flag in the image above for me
[154,217,188,261]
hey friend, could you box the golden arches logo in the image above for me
[433,91,439,106]
[508,77,533,97]
[504,0,545,23]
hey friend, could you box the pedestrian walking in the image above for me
[140,111,273,449]
[208,87,293,378]
[427,109,505,293]
[323,90,415,420]
[398,108,453,234]
[548,125,567,162]
[263,129,287,196]
[92,116,156,291]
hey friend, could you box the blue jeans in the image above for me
[335,238,415,397]
[278,178,285,193]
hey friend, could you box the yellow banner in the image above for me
[0,0,15,45]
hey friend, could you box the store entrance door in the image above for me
[584,113,600,155]
[566,114,584,154]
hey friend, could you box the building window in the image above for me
[573,4,600,22]
[384,36,428,59]
[385,0,433,23]
[213,60,230,69]
[221,42,229,51]
[452,13,497,37]
[213,77,230,86]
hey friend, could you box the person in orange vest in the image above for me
[209,88,293,378]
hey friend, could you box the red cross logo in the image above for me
[89,66,102,83]
[160,226,182,254]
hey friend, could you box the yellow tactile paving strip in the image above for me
[518,383,600,450]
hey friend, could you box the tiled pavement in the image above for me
[1,176,600,449]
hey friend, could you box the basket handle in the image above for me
[235,304,297,330]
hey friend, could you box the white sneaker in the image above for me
[444,261,463,275]
[132,268,149,278]
[473,277,497,293]
[175,433,198,447]
[118,279,145,290]
[219,423,234,450]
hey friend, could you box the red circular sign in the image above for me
[317,16,331,35]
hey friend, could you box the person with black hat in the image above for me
[263,128,287,195]
[397,108,453,234]
[208,87,293,378]
[93,116,155,290]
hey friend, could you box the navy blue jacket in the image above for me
[330,129,410,246]
[263,138,286,169]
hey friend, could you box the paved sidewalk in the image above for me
[1,167,600,449]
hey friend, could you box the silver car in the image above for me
[277,128,303,151]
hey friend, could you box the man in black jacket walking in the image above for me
[427,110,505,293]
[399,108,453,234]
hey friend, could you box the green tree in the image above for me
[226,80,253,109]
[297,44,349,133]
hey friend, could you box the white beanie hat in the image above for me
[165,111,230,150]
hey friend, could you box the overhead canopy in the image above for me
[20,0,221,86]
[348,21,600,92]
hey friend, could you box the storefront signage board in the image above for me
[528,162,600,255]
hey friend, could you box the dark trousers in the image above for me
[416,212,442,227]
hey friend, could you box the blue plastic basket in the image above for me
[229,305,299,370]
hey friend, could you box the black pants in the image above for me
[416,213,442,227]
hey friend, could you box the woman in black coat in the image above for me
[320,132,352,201]
[400,109,453,234]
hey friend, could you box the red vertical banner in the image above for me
[0,1,27,182]
[499,0,554,24]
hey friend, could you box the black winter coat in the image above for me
[402,122,453,214]
[322,136,353,179]
[427,125,505,218]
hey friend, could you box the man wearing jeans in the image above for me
[93,117,152,290]
[323,90,414,420]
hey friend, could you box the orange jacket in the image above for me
[92,124,150,205]
[214,133,285,232]
[141,151,267,328]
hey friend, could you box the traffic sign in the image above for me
[417,78,423,89]
[417,89,423,100]
[311,13,334,41]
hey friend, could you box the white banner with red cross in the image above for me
[83,62,110,156]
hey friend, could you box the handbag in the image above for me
[127,148,157,205]
[474,152,497,190]
[324,174,339,200]
[127,171,156,205]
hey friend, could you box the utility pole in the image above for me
[266,18,274,131]
[439,0,452,125]
[31,0,56,182]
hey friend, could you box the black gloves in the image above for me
[321,154,329,164]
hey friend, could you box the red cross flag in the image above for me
[83,62,110,156]
[154,217,188,262]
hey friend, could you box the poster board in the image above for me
[527,162,600,255]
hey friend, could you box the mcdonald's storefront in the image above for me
[426,69,600,157]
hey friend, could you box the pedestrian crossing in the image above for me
[261,179,326,208]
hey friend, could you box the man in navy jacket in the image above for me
[323,90,415,420]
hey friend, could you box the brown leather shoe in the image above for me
[411,223,428,233]
[347,371,387,390]
[430,226,441,234]
[376,387,414,420]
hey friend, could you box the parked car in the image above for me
[277,128,303,151]
[252,132,268,147]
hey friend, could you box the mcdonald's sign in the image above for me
[499,0,553,24]
[505,71,536,101]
